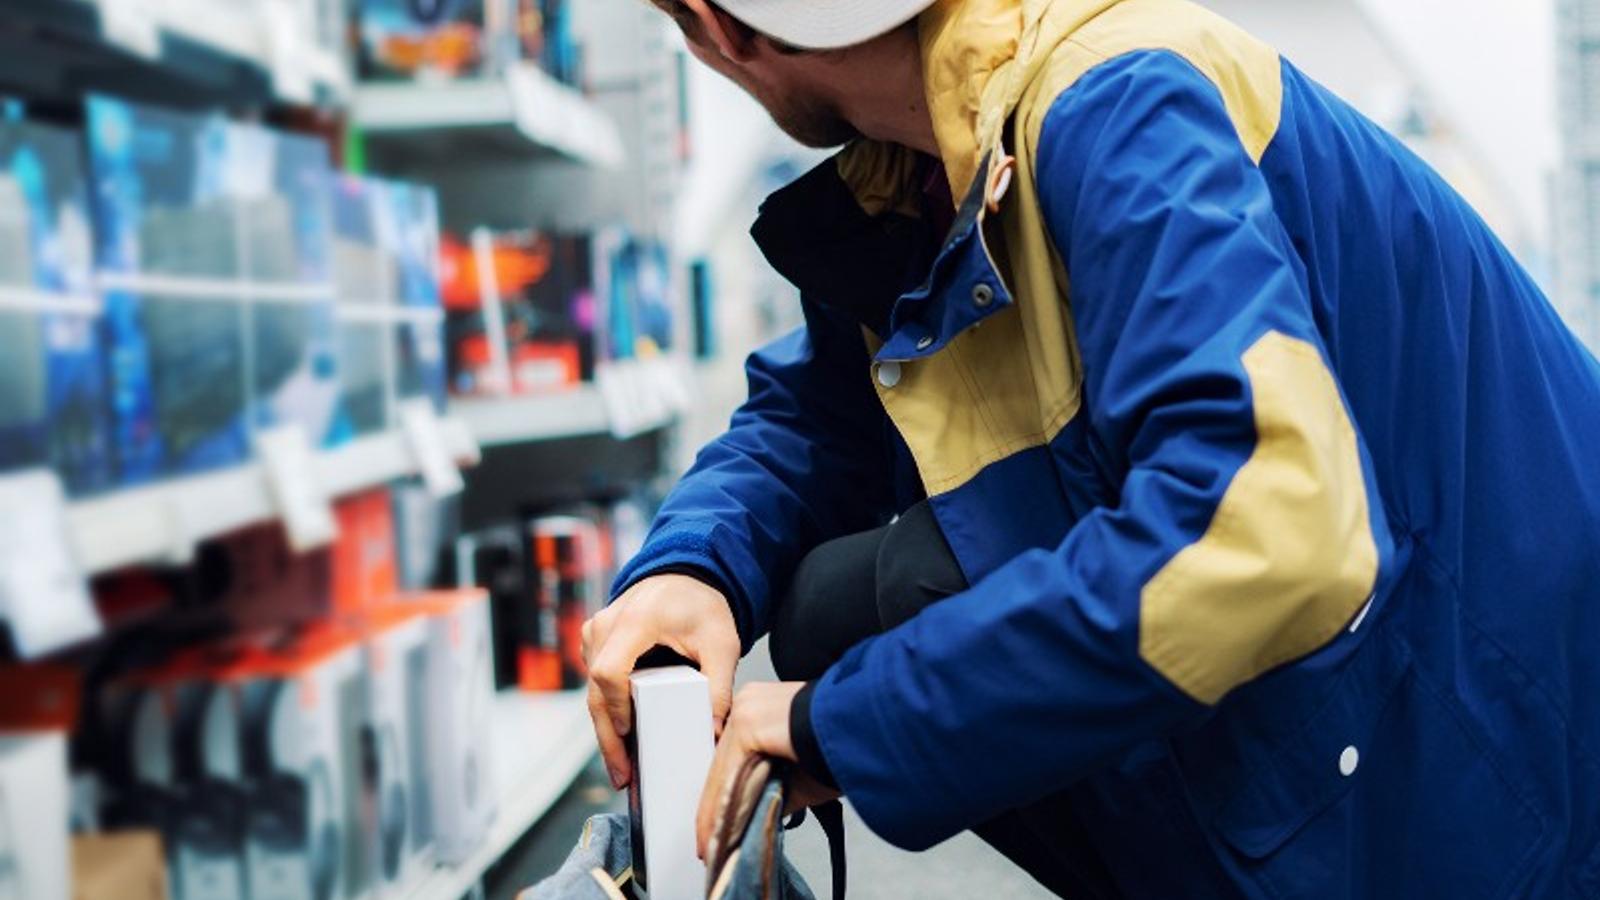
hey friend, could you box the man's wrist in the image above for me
[628,563,728,600]
[788,681,838,790]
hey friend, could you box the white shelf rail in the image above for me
[67,421,479,575]
[451,358,690,448]
[352,62,626,169]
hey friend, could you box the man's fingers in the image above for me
[698,645,736,736]
[581,607,614,668]
[589,620,660,738]
[588,682,631,789]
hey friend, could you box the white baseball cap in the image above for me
[713,0,939,50]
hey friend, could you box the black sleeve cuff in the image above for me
[630,563,732,602]
[789,680,838,791]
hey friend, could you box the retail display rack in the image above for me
[354,61,627,169]
[0,0,349,106]
[66,421,480,576]
[0,1,695,895]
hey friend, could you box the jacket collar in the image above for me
[752,0,1123,352]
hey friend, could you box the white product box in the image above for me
[361,608,433,893]
[0,732,69,900]
[414,590,498,864]
[229,629,368,900]
[99,665,248,900]
[628,666,715,900]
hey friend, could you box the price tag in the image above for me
[257,424,338,553]
[98,0,162,59]
[597,364,641,439]
[0,471,102,660]
[440,416,482,468]
[506,65,556,148]
[400,398,465,499]
[263,0,314,104]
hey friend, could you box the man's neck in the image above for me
[827,26,939,157]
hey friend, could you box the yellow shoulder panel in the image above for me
[1138,332,1380,705]
[1017,0,1284,165]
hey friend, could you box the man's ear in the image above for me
[680,0,760,63]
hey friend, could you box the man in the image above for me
[584,0,1600,895]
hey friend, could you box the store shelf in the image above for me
[67,422,478,575]
[353,63,626,169]
[402,689,597,900]
[158,0,350,105]
[452,360,689,448]
[0,0,346,107]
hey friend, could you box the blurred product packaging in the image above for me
[358,0,585,86]
[0,118,113,496]
[86,96,345,483]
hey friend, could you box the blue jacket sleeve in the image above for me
[809,50,1386,848]
[612,299,895,648]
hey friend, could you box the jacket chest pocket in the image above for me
[874,301,1081,500]
[1199,625,1548,900]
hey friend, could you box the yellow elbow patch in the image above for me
[1139,331,1379,705]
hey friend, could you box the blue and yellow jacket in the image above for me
[615,0,1600,893]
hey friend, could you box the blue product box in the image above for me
[0,120,114,496]
[387,182,447,413]
[331,174,396,437]
[246,129,344,449]
[86,96,251,484]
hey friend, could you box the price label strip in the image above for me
[98,0,162,59]
[598,364,640,439]
[0,471,102,660]
[257,424,338,553]
[263,0,314,104]
[400,398,465,499]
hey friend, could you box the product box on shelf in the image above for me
[358,0,547,81]
[527,515,607,690]
[333,488,400,616]
[331,175,447,430]
[408,589,497,865]
[72,831,169,900]
[88,96,345,479]
[86,96,252,483]
[0,118,114,496]
[594,229,675,367]
[358,604,433,890]
[205,522,335,629]
[331,173,397,437]
[169,676,254,900]
[249,129,344,450]
[388,182,447,413]
[453,525,540,691]
[95,649,251,900]
[441,229,595,396]
[392,480,458,591]
[0,732,70,900]
[226,624,369,900]
[0,661,82,731]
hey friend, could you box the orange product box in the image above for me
[0,663,81,731]
[209,522,333,629]
[332,488,400,616]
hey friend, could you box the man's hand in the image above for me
[695,681,839,859]
[583,574,741,790]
